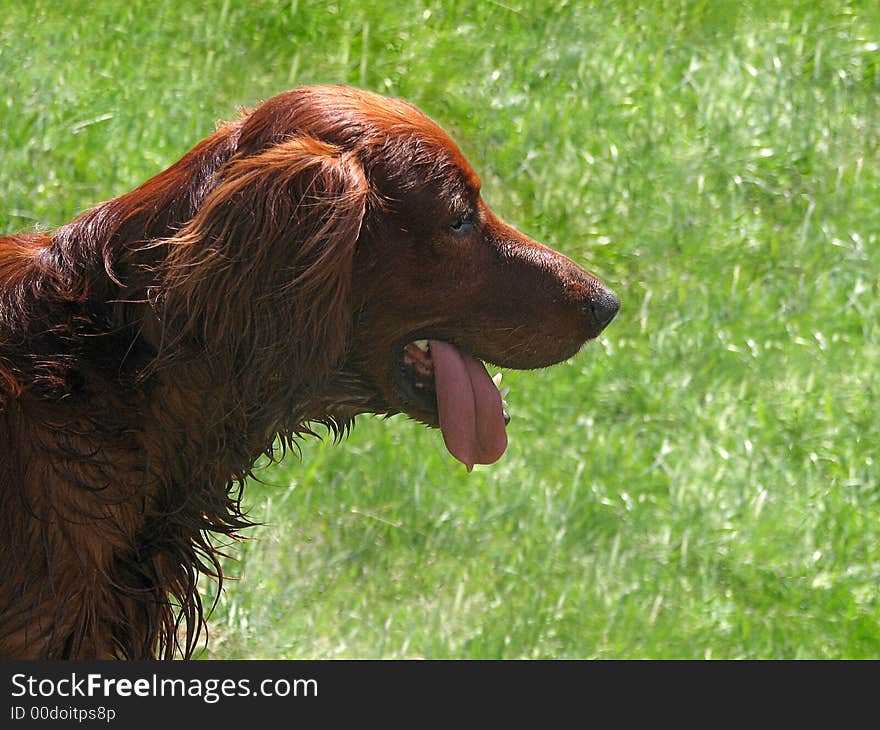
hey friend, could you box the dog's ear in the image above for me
[156,136,368,385]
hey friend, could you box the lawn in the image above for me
[1,0,878,658]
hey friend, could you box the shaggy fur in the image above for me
[0,86,618,658]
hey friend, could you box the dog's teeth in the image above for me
[492,372,503,388]
[499,386,509,398]
[414,339,429,351]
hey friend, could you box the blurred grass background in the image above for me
[1,0,878,658]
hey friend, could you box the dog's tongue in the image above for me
[429,340,507,471]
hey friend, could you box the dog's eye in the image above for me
[448,215,475,236]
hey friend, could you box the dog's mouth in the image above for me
[394,339,510,471]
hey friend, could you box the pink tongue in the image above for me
[429,340,508,471]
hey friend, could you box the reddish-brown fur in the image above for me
[0,86,618,658]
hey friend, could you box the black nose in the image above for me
[589,287,620,331]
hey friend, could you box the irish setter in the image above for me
[0,86,618,659]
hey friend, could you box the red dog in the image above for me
[0,86,618,658]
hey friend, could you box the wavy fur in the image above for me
[0,86,617,658]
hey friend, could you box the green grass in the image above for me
[2,0,879,658]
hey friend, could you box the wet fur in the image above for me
[0,86,616,658]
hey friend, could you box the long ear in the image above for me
[155,136,368,386]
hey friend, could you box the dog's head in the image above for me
[157,86,618,468]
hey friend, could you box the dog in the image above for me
[0,85,618,658]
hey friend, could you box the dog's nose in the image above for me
[589,287,620,331]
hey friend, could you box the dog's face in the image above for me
[325,90,619,467]
[219,85,617,468]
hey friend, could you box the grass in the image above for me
[1,0,879,658]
